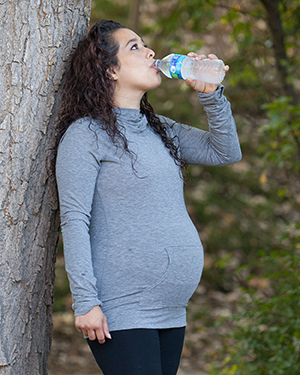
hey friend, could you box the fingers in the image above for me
[88,328,97,341]
[76,319,110,344]
[74,306,111,344]
[75,319,95,339]
[103,318,111,340]
[94,316,111,344]
[185,77,219,94]
[208,53,230,71]
[187,52,207,61]
[77,325,108,343]
[207,53,218,59]
[187,52,229,68]
[187,52,219,60]
[95,327,106,344]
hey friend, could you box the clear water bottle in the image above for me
[154,54,226,84]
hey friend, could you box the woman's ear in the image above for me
[107,67,118,81]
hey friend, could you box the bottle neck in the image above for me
[154,59,161,71]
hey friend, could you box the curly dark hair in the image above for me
[57,19,187,169]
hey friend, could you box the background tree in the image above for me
[0,1,91,374]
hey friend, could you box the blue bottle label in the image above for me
[169,54,186,79]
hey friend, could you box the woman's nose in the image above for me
[146,47,155,59]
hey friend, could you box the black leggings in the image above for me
[87,327,185,375]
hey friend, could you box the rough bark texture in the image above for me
[128,0,143,33]
[260,0,298,104]
[0,1,91,374]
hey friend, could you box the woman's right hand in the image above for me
[75,305,111,344]
[185,52,229,93]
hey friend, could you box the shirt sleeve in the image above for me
[55,119,103,316]
[161,85,242,166]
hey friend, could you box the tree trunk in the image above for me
[260,0,298,104]
[0,1,91,374]
[128,0,143,32]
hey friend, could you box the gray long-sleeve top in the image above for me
[56,86,242,331]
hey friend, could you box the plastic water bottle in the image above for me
[154,54,226,84]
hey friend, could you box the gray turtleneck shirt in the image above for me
[56,86,242,331]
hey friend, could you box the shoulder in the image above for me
[60,118,96,144]
[158,115,191,138]
[59,118,110,150]
[158,115,177,137]
[57,118,113,166]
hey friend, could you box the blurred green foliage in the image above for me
[209,226,300,375]
[54,0,300,372]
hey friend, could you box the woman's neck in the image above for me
[113,89,144,109]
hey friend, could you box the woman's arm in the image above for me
[56,119,110,342]
[162,85,242,166]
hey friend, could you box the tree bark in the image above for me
[260,0,298,104]
[0,1,91,374]
[128,0,143,32]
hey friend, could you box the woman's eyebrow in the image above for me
[126,38,137,47]
[125,37,146,47]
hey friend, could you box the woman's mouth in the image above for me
[151,61,160,72]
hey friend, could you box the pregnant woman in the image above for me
[55,19,242,375]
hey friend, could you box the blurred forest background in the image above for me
[48,0,300,374]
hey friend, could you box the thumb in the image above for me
[185,77,205,92]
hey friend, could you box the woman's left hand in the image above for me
[185,53,229,94]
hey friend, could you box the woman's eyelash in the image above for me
[131,43,148,50]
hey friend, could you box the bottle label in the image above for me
[169,54,186,79]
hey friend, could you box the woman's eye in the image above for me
[131,44,138,50]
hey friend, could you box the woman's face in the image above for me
[111,28,162,106]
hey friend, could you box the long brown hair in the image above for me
[57,19,186,169]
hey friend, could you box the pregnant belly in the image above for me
[100,244,204,311]
[138,245,204,310]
